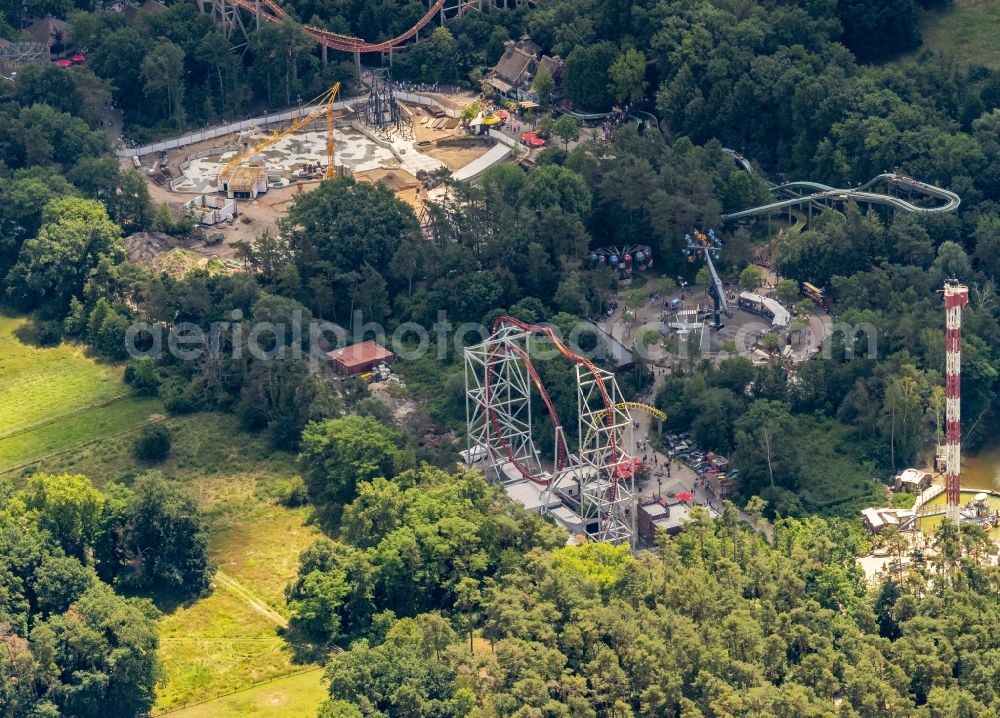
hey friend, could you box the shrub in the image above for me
[134,423,171,462]
[124,359,162,396]
[35,319,63,346]
[282,476,309,507]
[160,378,199,414]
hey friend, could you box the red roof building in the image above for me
[326,340,394,376]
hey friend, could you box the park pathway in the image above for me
[213,570,289,629]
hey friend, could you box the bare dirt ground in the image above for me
[407,105,456,139]
[369,379,459,453]
[138,164,427,262]
[424,143,491,170]
[414,90,479,112]
[138,169,311,263]
[352,168,425,211]
[404,102,495,170]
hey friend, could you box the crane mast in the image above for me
[325,97,335,180]
[218,81,341,185]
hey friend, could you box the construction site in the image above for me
[125,73,506,271]
[117,0,984,557]
[108,0,547,273]
[169,79,464,197]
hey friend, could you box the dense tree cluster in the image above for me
[0,0,995,510]
[68,5,352,136]
[0,471,215,717]
[288,455,1000,717]
[286,463,567,642]
[0,0,999,716]
[20,473,214,597]
[0,72,153,311]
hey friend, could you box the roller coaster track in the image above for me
[485,339,569,486]
[719,149,960,222]
[229,0,447,52]
[615,402,666,421]
[484,317,619,486]
[484,317,627,534]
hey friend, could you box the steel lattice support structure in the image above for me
[575,364,635,543]
[203,0,250,45]
[465,318,636,545]
[213,0,526,55]
[944,280,969,524]
[465,325,542,485]
[363,68,411,139]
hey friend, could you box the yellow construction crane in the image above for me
[219,81,341,184]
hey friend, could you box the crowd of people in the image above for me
[601,102,636,142]
[394,80,462,95]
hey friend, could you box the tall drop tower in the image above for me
[944,280,969,525]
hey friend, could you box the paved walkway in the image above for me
[597,283,770,533]
[101,101,126,152]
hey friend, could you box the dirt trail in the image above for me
[214,570,289,629]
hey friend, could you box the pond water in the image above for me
[913,448,1000,538]
[957,447,1000,491]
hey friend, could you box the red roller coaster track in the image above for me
[483,317,621,508]
[485,340,567,485]
[229,0,448,52]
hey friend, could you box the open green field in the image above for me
[0,396,163,470]
[162,669,327,718]
[28,412,326,716]
[0,315,125,433]
[0,314,164,470]
[910,0,1000,68]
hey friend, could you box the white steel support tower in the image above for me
[944,280,969,524]
[204,0,250,44]
[575,364,636,543]
[465,326,542,484]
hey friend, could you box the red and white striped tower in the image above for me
[944,280,969,525]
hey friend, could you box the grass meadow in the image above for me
[908,0,1000,68]
[1,317,327,717]
[27,412,326,716]
[162,669,327,718]
[0,314,164,470]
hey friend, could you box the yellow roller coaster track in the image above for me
[615,402,666,421]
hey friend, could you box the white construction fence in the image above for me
[119,91,462,160]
